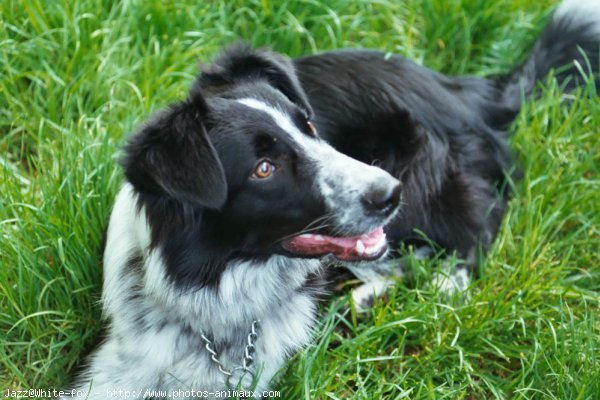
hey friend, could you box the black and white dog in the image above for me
[68,0,598,398]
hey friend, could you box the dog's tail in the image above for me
[498,0,599,110]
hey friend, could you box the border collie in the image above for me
[67,1,598,398]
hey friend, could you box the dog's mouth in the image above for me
[281,227,388,261]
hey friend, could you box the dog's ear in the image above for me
[121,93,227,209]
[196,43,313,117]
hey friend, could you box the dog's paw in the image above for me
[430,267,470,295]
[351,279,394,312]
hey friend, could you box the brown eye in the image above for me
[307,121,317,136]
[252,159,276,179]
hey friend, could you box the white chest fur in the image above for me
[69,185,322,399]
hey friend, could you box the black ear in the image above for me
[196,43,313,117]
[121,94,227,209]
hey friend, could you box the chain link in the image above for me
[199,320,260,388]
[242,320,259,370]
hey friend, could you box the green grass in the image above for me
[1,0,598,398]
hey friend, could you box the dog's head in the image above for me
[121,44,401,285]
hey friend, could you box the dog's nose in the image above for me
[362,181,402,215]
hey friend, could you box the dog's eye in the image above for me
[252,159,276,179]
[307,121,317,137]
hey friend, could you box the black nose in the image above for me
[362,181,402,215]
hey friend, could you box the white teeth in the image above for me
[365,244,380,256]
[314,235,325,241]
[355,240,365,255]
[299,234,313,238]
[364,236,388,256]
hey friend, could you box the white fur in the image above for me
[236,97,398,235]
[555,0,600,35]
[431,267,470,294]
[347,247,438,311]
[66,184,322,399]
[352,279,395,312]
[69,97,398,399]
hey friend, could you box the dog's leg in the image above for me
[350,278,395,311]
[429,248,475,294]
[346,247,433,311]
[430,265,471,293]
[348,247,473,311]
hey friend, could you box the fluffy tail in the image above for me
[499,0,600,108]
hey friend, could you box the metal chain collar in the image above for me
[199,320,260,389]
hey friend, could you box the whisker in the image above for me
[277,222,334,243]
[275,213,338,243]
[301,213,336,231]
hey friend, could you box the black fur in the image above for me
[196,43,314,118]
[294,52,513,257]
[294,7,599,259]
[120,5,599,288]
[120,50,331,287]
[67,3,599,397]
[121,98,227,210]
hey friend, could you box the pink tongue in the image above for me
[282,227,387,261]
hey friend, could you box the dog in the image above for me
[66,0,598,398]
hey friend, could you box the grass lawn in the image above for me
[1,0,598,398]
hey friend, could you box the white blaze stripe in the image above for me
[237,98,307,142]
[236,97,379,167]
[235,97,398,235]
[236,97,362,164]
